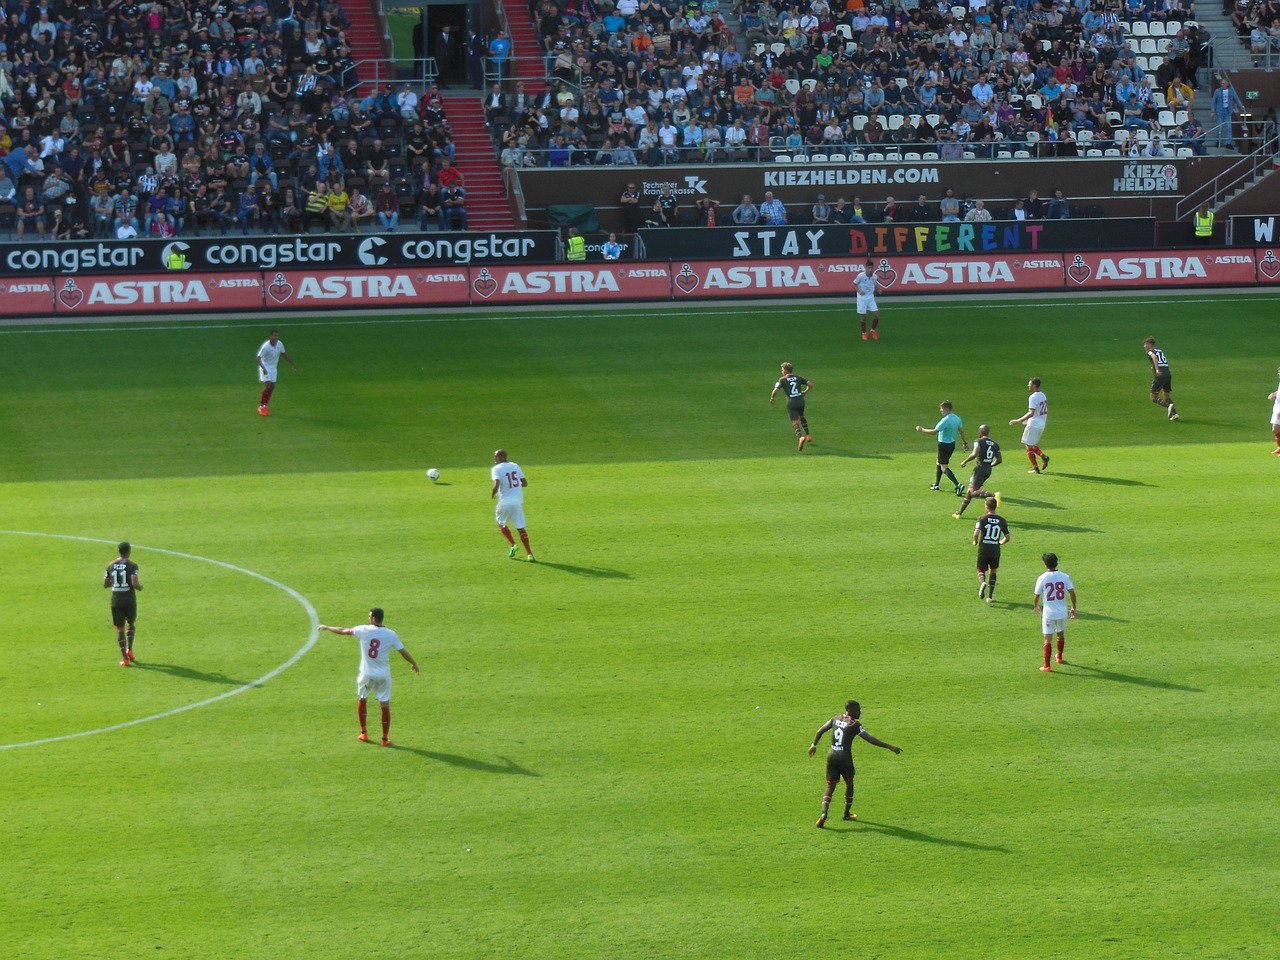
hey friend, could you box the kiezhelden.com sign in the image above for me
[0,231,560,276]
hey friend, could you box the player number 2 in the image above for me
[368,638,381,659]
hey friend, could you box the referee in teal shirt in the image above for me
[916,400,969,495]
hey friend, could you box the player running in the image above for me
[1010,377,1050,473]
[973,497,1010,602]
[1144,337,1178,420]
[953,425,1001,519]
[770,362,814,452]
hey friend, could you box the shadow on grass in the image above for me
[1011,520,1101,534]
[132,662,250,686]
[1073,611,1128,623]
[852,819,1012,853]
[532,561,632,579]
[385,745,541,775]
[997,497,1064,510]
[1057,663,1201,692]
[809,446,893,460]
[1052,472,1153,487]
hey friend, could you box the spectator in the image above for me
[759,191,787,225]
[939,189,962,223]
[732,194,760,225]
[811,194,833,224]
[964,199,993,223]
[15,186,45,239]
[1046,190,1071,220]
[236,185,261,235]
[375,184,400,231]
[419,182,443,231]
[441,184,468,230]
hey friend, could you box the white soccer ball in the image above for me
[427,468,440,481]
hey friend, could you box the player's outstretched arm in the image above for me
[319,624,355,635]
[859,729,902,754]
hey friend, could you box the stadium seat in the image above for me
[1130,20,1149,37]
[1086,148,1104,157]
[1176,147,1194,157]
[774,154,792,163]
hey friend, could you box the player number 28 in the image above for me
[1044,582,1066,601]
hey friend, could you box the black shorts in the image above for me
[937,441,956,464]
[786,399,805,418]
[1151,370,1171,393]
[111,597,137,627]
[970,465,992,489]
[977,545,1001,571]
[825,751,855,782]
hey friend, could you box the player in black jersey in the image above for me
[770,362,814,452]
[1143,337,1178,420]
[972,498,1010,602]
[103,542,143,666]
[953,425,1002,519]
[808,699,902,828]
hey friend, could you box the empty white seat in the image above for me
[774,154,792,163]
[1014,149,1032,158]
[1086,148,1103,157]
[1176,147,1194,157]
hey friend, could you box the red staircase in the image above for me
[503,3,547,94]
[444,94,512,230]
[344,0,390,96]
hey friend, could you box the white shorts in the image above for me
[856,292,878,315]
[496,501,527,529]
[1021,423,1045,446]
[358,672,392,703]
[1042,616,1068,636]
[259,366,278,383]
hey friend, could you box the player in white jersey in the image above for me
[1009,376,1050,473]
[1267,366,1280,454]
[853,257,881,341]
[320,608,418,746]
[255,329,298,417]
[492,448,535,561]
[1033,553,1077,672]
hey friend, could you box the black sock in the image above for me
[944,469,958,486]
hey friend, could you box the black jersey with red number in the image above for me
[826,714,863,755]
[776,374,810,402]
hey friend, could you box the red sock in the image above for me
[519,529,531,554]
[381,703,391,740]
[860,318,867,333]
[1043,641,1052,668]
[1028,449,1039,466]
[499,524,515,545]
[1274,432,1279,447]
[357,699,367,734]
[1057,638,1065,659]
[871,317,879,330]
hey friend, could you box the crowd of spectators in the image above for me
[0,0,467,240]
[625,179,1084,226]
[489,0,1214,167]
[1236,0,1280,60]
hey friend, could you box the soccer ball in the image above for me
[427,468,440,481]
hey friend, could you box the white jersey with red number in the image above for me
[1035,570,1074,620]
[491,461,526,504]
[351,624,403,679]
[1026,390,1048,430]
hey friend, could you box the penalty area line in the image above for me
[0,530,319,751]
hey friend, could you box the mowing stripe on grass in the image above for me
[0,529,319,751]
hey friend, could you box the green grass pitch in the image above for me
[2,292,1279,960]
